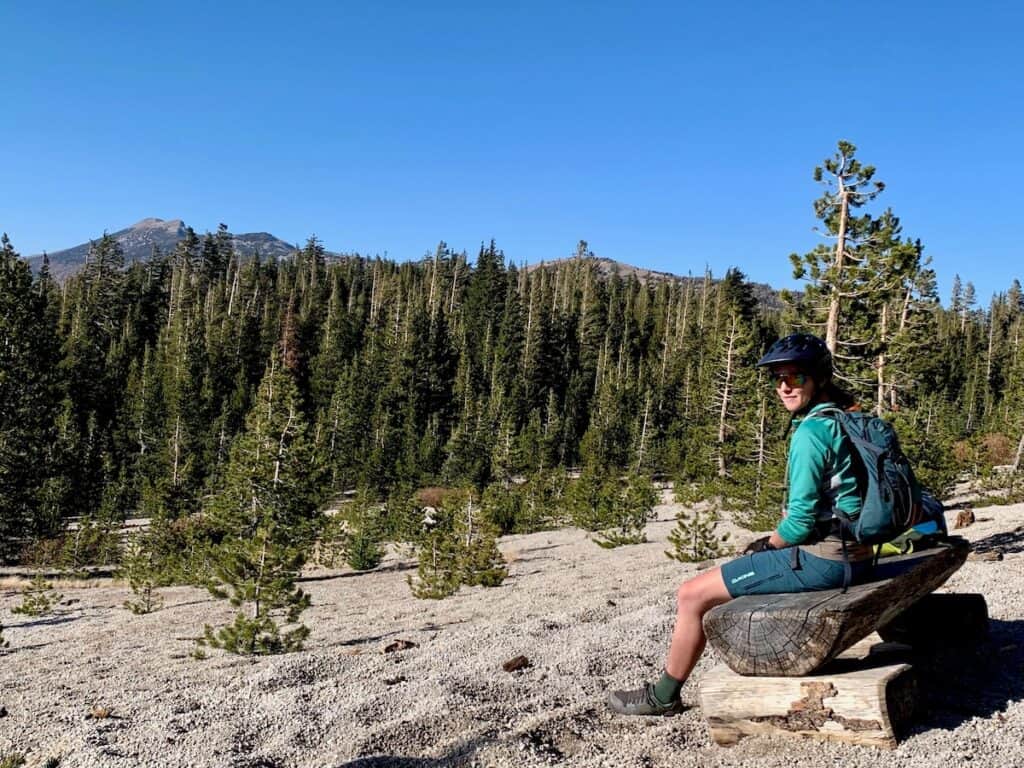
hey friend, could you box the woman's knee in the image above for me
[676,567,729,613]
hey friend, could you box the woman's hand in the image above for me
[743,536,774,554]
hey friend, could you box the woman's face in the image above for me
[770,364,816,414]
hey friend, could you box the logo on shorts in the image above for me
[730,570,756,585]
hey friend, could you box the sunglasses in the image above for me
[770,371,808,388]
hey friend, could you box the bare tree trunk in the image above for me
[825,185,850,355]
[717,317,737,478]
[876,303,888,416]
[636,395,651,472]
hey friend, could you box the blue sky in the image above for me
[2,1,1021,303]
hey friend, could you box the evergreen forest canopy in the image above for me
[2,141,1024,573]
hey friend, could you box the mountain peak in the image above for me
[25,218,299,279]
[130,217,185,234]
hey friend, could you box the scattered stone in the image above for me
[0,705,6,717]
[383,676,406,686]
[88,705,112,719]
[606,600,616,607]
[383,639,418,653]
[968,550,1003,562]
[503,655,531,673]
[955,508,976,529]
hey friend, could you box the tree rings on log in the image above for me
[703,538,970,676]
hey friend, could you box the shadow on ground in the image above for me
[911,617,1024,734]
[336,736,487,767]
[970,527,1024,556]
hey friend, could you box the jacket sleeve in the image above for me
[777,419,834,545]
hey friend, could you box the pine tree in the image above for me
[11,574,63,617]
[594,472,657,549]
[200,352,319,655]
[120,531,166,614]
[0,235,63,559]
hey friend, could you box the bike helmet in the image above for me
[756,333,832,382]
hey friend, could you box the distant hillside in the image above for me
[527,256,786,310]
[24,221,788,309]
[25,218,302,279]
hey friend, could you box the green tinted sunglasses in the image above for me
[770,371,808,388]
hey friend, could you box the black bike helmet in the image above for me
[756,333,832,382]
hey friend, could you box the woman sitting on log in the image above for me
[608,332,874,716]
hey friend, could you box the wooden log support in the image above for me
[703,537,970,676]
[700,657,917,749]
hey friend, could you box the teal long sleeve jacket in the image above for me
[777,402,863,558]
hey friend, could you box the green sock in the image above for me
[652,671,683,705]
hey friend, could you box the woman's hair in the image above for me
[816,379,858,411]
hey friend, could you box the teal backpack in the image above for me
[815,407,931,587]
[817,407,924,544]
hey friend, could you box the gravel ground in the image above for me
[1,495,1022,768]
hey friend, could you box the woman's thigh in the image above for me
[720,548,851,597]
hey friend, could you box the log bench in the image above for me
[698,537,987,748]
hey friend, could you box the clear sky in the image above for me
[2,1,1021,303]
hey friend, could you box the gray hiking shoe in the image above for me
[607,684,684,716]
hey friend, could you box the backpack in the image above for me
[815,407,925,545]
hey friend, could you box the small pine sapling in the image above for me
[12,574,63,617]
[594,472,658,549]
[343,491,385,571]
[407,526,462,599]
[120,533,166,614]
[454,493,507,587]
[198,354,319,655]
[666,501,732,563]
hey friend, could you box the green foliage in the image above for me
[199,355,319,654]
[567,471,657,548]
[120,533,166,614]
[0,235,62,561]
[0,753,26,768]
[6,180,1024,571]
[60,516,122,573]
[12,574,63,617]
[408,489,507,598]
[666,500,732,563]
[199,611,310,656]
[407,527,463,599]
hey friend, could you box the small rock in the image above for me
[0,705,6,717]
[955,508,975,529]
[383,676,406,686]
[503,655,531,673]
[383,639,418,653]
[606,600,616,607]
[967,550,1003,562]
[88,704,112,719]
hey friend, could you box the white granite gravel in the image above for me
[1,495,1022,768]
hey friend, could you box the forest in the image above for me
[2,142,1023,653]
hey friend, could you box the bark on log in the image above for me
[700,659,916,749]
[703,537,970,676]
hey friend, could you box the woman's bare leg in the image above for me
[664,565,732,681]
